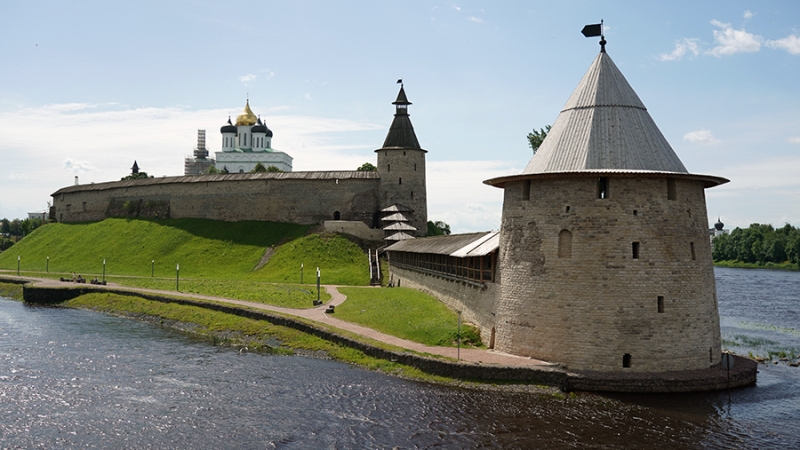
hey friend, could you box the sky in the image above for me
[1,1,799,233]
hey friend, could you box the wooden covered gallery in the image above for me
[385,231,499,285]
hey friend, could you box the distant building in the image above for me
[27,212,46,220]
[184,130,215,175]
[710,217,729,239]
[213,100,293,173]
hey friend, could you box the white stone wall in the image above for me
[214,151,293,173]
[495,176,721,372]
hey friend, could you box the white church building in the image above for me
[213,100,293,173]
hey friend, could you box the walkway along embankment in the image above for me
[4,275,758,393]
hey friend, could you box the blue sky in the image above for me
[1,1,799,233]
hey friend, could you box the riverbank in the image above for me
[715,260,800,271]
[1,276,758,393]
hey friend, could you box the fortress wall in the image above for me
[495,176,719,372]
[54,177,381,226]
[388,265,499,346]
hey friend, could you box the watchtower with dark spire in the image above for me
[376,84,428,236]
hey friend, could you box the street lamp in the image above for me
[316,267,321,303]
[457,311,462,361]
[300,263,304,284]
[17,255,20,276]
[102,259,106,283]
[151,260,155,278]
[46,256,49,273]
[176,263,180,291]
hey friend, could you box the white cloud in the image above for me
[766,35,800,55]
[451,4,461,12]
[743,10,754,20]
[468,16,483,24]
[683,129,721,146]
[64,158,95,173]
[239,73,257,84]
[659,38,700,61]
[707,20,762,56]
[788,137,800,144]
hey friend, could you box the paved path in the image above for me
[3,274,553,368]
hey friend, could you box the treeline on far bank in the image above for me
[713,223,800,269]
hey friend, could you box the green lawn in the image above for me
[0,218,370,285]
[111,276,331,308]
[336,287,483,347]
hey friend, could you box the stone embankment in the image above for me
[1,274,758,393]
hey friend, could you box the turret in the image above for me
[220,118,236,152]
[251,117,272,152]
[376,82,428,236]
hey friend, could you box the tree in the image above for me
[427,220,451,236]
[266,165,284,173]
[207,166,220,174]
[527,125,552,154]
[357,162,377,172]
[252,162,267,173]
[121,172,152,181]
[0,218,9,234]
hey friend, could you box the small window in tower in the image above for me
[598,177,609,199]
[632,242,640,259]
[667,179,677,200]
[565,206,571,213]
[414,163,417,171]
[633,209,638,216]
[411,191,414,199]
[403,151,406,156]
[522,180,531,201]
[558,230,572,258]
[690,242,696,260]
[657,296,665,313]
[66,204,71,212]
[709,347,713,364]
[387,164,390,172]
[623,354,632,368]
[399,177,402,185]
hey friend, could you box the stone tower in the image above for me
[376,85,428,236]
[485,48,728,373]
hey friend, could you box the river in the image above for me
[1,267,798,449]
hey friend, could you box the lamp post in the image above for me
[17,255,20,276]
[151,260,154,278]
[102,259,106,283]
[176,263,180,291]
[316,267,321,303]
[300,263,304,284]
[457,311,462,361]
[46,256,49,273]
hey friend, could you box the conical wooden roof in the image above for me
[526,52,687,174]
[485,51,728,188]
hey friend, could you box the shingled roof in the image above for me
[377,86,424,150]
[485,50,728,188]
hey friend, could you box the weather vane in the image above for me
[581,19,606,52]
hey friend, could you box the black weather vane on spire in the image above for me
[397,78,403,87]
[581,20,606,52]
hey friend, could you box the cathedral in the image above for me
[184,100,293,175]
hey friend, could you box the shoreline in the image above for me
[715,261,800,271]
[1,276,759,393]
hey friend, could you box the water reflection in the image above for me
[1,267,799,449]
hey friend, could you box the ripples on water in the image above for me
[1,267,798,448]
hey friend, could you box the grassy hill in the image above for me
[0,218,370,285]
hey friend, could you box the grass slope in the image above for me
[0,218,370,285]
[336,287,483,347]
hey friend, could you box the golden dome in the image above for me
[235,100,258,126]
